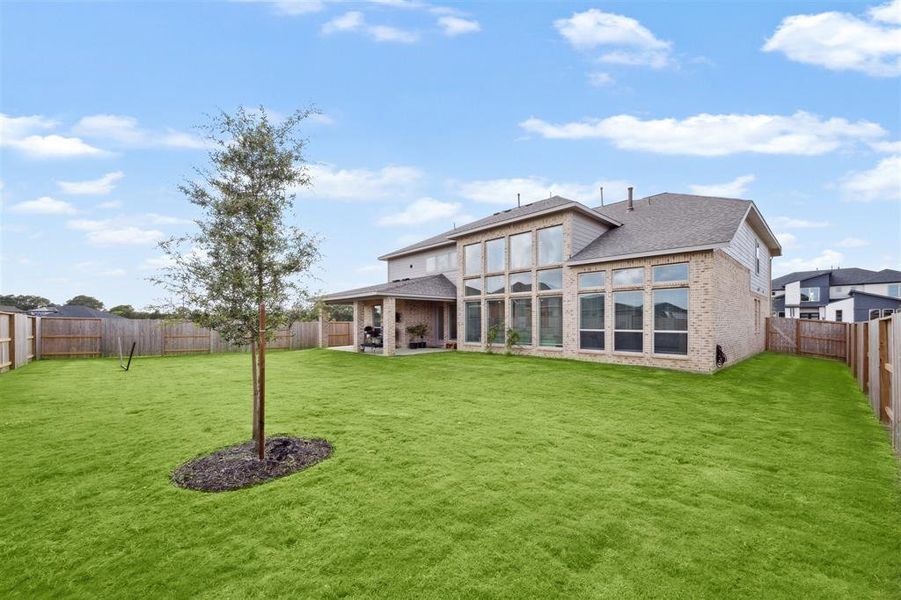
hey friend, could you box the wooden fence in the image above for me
[0,313,37,372]
[326,321,353,347]
[766,315,900,453]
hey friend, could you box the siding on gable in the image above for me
[723,219,770,296]
[569,214,610,258]
[387,244,457,281]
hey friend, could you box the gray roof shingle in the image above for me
[570,193,753,263]
[771,267,884,290]
[323,274,456,302]
[862,269,901,284]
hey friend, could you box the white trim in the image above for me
[567,243,725,266]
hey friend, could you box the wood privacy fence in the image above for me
[766,315,900,453]
[0,312,330,372]
[326,321,353,347]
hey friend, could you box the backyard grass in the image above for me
[1,350,899,599]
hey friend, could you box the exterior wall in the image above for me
[785,281,801,307]
[723,219,770,296]
[825,297,854,322]
[860,282,901,297]
[712,249,767,366]
[570,213,610,257]
[387,245,457,281]
[851,294,901,322]
[394,299,452,348]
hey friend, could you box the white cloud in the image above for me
[96,200,123,209]
[840,155,901,201]
[322,10,365,33]
[143,213,193,225]
[377,197,463,226]
[0,114,106,158]
[773,249,845,276]
[775,232,799,250]
[836,237,871,248]
[73,114,208,149]
[554,8,672,68]
[688,174,755,197]
[67,219,165,246]
[771,216,830,229]
[587,72,615,87]
[369,24,420,43]
[9,196,78,215]
[519,111,886,156]
[297,163,422,200]
[140,255,175,270]
[763,0,901,77]
[57,171,124,195]
[438,16,480,36]
[322,11,419,43]
[453,176,632,205]
[871,140,901,152]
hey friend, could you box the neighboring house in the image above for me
[772,268,901,322]
[27,305,126,319]
[0,305,24,314]
[322,191,781,373]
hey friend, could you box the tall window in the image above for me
[487,299,505,344]
[509,232,532,270]
[613,267,644,287]
[448,302,457,340]
[800,287,820,302]
[754,242,761,275]
[511,298,532,345]
[537,225,563,265]
[486,238,505,273]
[485,275,505,295]
[465,302,481,343]
[652,263,688,283]
[614,291,643,352]
[654,288,688,355]
[537,268,563,291]
[464,243,482,275]
[579,271,605,289]
[464,278,482,296]
[579,293,604,350]
[834,310,843,322]
[509,271,532,293]
[539,296,563,347]
[373,305,382,328]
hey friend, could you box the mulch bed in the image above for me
[172,436,333,492]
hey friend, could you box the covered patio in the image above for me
[319,274,457,357]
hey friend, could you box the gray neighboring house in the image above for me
[27,305,126,319]
[321,191,781,373]
[772,268,901,322]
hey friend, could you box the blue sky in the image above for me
[1,0,899,309]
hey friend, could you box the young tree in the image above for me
[152,106,320,459]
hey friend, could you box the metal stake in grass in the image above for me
[257,302,266,460]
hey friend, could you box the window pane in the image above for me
[509,271,532,293]
[449,302,457,339]
[579,293,604,330]
[614,291,643,330]
[889,284,901,298]
[800,287,820,302]
[465,302,481,343]
[654,333,687,355]
[614,332,642,352]
[537,268,563,291]
[538,225,563,265]
[464,243,481,275]
[654,288,688,332]
[485,275,505,295]
[485,238,505,273]
[509,232,532,270]
[579,271,605,289]
[580,331,604,350]
[511,298,532,345]
[487,300,505,344]
[539,296,563,347]
[464,278,482,296]
[613,267,644,286]
[653,263,688,283]
[426,256,436,273]
[373,305,382,328]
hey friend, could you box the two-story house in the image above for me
[772,268,901,322]
[321,190,781,373]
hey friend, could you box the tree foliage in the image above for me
[0,294,51,310]
[65,295,104,310]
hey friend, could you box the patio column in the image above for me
[352,301,360,351]
[318,305,328,348]
[383,297,396,356]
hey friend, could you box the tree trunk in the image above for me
[257,302,266,460]
[251,339,259,443]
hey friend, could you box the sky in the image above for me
[1,0,899,309]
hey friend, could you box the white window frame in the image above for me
[485,238,505,274]
[536,225,564,266]
[652,263,688,284]
[463,243,482,275]
[578,271,606,290]
[800,287,820,303]
[869,309,880,320]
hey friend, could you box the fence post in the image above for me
[879,319,891,423]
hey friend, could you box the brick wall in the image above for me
[711,249,768,366]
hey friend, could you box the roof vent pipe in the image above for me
[517,193,521,208]
[627,186,634,211]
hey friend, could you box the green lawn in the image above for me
[1,350,899,599]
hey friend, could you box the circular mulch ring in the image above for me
[172,436,332,492]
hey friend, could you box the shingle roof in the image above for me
[862,269,901,284]
[771,267,880,290]
[0,305,24,314]
[322,274,456,302]
[27,305,126,319]
[378,196,617,260]
[570,193,754,263]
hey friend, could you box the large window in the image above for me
[539,296,563,347]
[613,267,644,287]
[509,271,532,293]
[537,225,563,265]
[465,302,481,343]
[373,305,382,328]
[653,288,688,355]
[426,250,457,273]
[464,243,482,275]
[579,271,605,289]
[485,275,505,295]
[509,232,532,270]
[486,238,505,273]
[511,298,532,345]
[537,268,563,291]
[487,299,505,344]
[889,284,901,298]
[464,277,482,296]
[652,263,688,283]
[614,291,643,352]
[579,293,604,350]
[800,287,820,302]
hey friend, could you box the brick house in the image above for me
[321,190,781,373]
